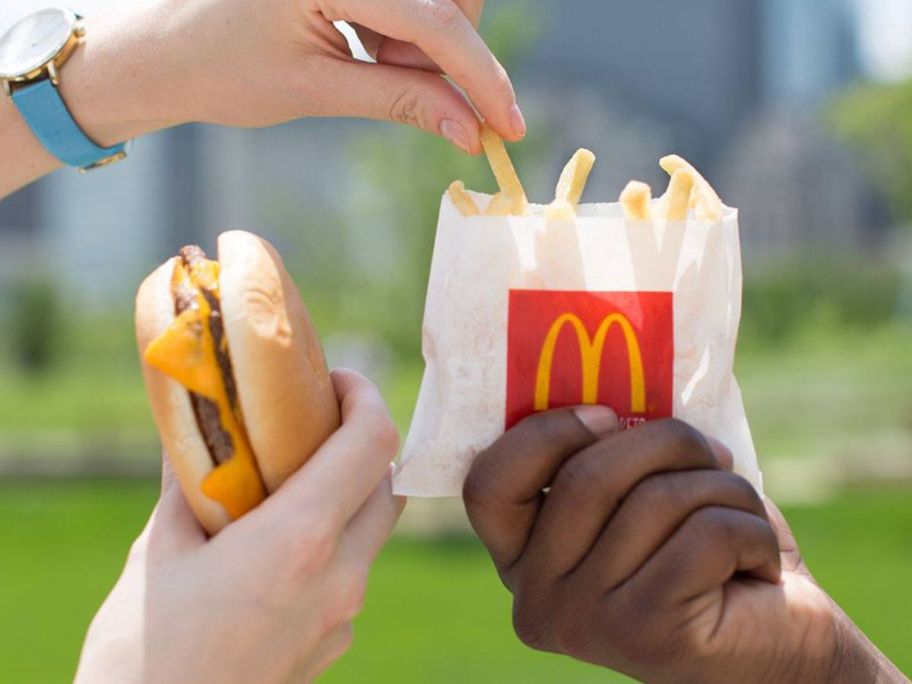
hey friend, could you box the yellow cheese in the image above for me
[144,258,265,520]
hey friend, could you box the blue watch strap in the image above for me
[11,78,126,169]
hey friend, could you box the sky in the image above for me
[1,0,912,81]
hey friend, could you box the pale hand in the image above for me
[1,0,522,196]
[75,370,404,684]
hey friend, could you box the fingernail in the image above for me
[509,103,526,138]
[440,118,471,154]
[706,435,734,470]
[573,405,619,437]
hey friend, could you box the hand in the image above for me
[463,408,906,684]
[63,0,521,153]
[75,370,405,684]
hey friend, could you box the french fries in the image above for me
[485,191,518,216]
[660,154,723,221]
[446,131,723,225]
[544,199,576,220]
[664,170,695,222]
[620,181,653,220]
[548,148,595,218]
[447,181,480,216]
[480,123,528,215]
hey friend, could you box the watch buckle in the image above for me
[79,150,128,173]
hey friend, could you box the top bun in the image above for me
[217,230,340,493]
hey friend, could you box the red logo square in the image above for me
[506,290,674,430]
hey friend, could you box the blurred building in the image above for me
[0,0,882,308]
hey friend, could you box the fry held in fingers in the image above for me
[480,122,528,215]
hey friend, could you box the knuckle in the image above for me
[660,419,712,461]
[285,516,337,577]
[336,565,369,623]
[420,0,462,32]
[337,623,355,655]
[511,595,549,651]
[631,471,681,509]
[690,506,737,546]
[365,411,400,458]
[552,453,597,495]
[462,465,491,510]
[388,89,423,129]
[723,471,763,510]
[491,61,513,96]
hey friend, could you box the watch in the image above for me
[0,7,127,171]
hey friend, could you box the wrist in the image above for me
[58,3,187,148]
[829,607,907,684]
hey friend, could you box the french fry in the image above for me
[480,122,528,215]
[544,199,576,220]
[485,191,516,216]
[659,155,723,221]
[447,181,480,216]
[553,148,596,208]
[619,181,653,220]
[664,170,694,221]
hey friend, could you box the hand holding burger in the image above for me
[76,231,404,682]
[76,370,403,683]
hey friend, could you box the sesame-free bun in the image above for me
[217,230,340,493]
[135,231,340,534]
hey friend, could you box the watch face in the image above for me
[0,8,78,79]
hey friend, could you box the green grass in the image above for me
[0,480,909,683]
[736,325,912,464]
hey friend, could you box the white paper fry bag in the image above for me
[394,192,760,498]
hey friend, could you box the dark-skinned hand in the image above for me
[464,407,907,684]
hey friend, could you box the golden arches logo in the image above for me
[534,313,646,412]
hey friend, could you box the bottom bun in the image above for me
[135,258,231,534]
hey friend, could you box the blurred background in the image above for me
[1,0,911,681]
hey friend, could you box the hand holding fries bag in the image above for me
[395,126,761,497]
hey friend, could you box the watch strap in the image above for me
[11,78,126,169]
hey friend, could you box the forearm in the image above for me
[0,2,184,199]
[830,607,909,684]
[0,91,60,196]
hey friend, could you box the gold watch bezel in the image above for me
[2,17,85,99]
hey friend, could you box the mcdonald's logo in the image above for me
[506,290,673,430]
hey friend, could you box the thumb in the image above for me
[140,451,207,558]
[763,496,812,578]
[315,59,482,154]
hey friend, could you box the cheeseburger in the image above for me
[136,230,340,534]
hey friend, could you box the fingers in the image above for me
[371,0,485,72]
[314,58,483,154]
[327,0,522,142]
[340,469,406,565]
[763,497,808,575]
[521,420,729,581]
[579,470,766,590]
[258,369,399,535]
[463,406,616,570]
[300,623,354,683]
[632,506,782,606]
[140,451,207,559]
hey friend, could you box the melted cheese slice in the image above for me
[144,258,266,520]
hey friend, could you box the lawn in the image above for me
[0,480,909,683]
